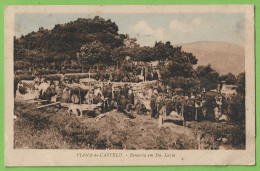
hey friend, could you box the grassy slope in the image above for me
[14,102,244,150]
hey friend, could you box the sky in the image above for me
[15,13,245,47]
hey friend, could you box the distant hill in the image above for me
[180,41,245,75]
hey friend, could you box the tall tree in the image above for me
[77,40,111,72]
[14,16,124,72]
[236,72,245,97]
[219,72,237,85]
[196,64,219,91]
[153,41,174,62]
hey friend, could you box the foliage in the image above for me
[153,43,198,93]
[77,40,111,71]
[196,64,219,91]
[228,94,245,125]
[219,72,236,85]
[14,16,124,71]
[236,72,245,96]
[42,75,61,81]
[38,69,57,75]
[13,16,244,98]
[186,121,245,150]
[15,74,34,81]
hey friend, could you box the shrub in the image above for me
[15,74,34,81]
[229,96,245,124]
[42,75,60,81]
[38,69,57,75]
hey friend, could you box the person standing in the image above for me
[150,94,157,118]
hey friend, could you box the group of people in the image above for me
[60,75,137,114]
[15,75,226,122]
[145,83,226,122]
[15,77,62,101]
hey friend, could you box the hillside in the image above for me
[181,41,245,75]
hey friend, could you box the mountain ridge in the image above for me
[179,41,245,75]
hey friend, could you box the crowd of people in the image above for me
[15,74,228,122]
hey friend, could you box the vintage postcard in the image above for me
[4,5,255,166]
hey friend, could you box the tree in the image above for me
[153,41,174,62]
[196,64,219,91]
[54,54,67,70]
[236,72,245,97]
[14,60,31,70]
[14,16,125,73]
[219,72,236,85]
[155,44,199,93]
[134,46,155,62]
[77,40,111,72]
[111,46,127,70]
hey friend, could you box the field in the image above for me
[14,101,245,150]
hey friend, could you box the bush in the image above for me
[15,74,34,81]
[38,69,57,75]
[186,121,245,149]
[229,95,245,124]
[42,75,60,81]
[16,70,32,75]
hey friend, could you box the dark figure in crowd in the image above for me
[135,100,147,115]
[118,95,127,112]
[184,99,195,121]
[41,84,56,101]
[195,100,204,121]
[153,72,158,80]
[102,83,112,111]
[130,89,135,105]
[115,86,121,102]
[150,95,158,118]
[122,84,129,98]
[106,83,113,110]
[166,98,175,116]
[93,94,103,104]
[205,96,217,121]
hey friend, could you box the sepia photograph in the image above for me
[4,5,255,166]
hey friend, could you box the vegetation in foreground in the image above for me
[14,102,245,150]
